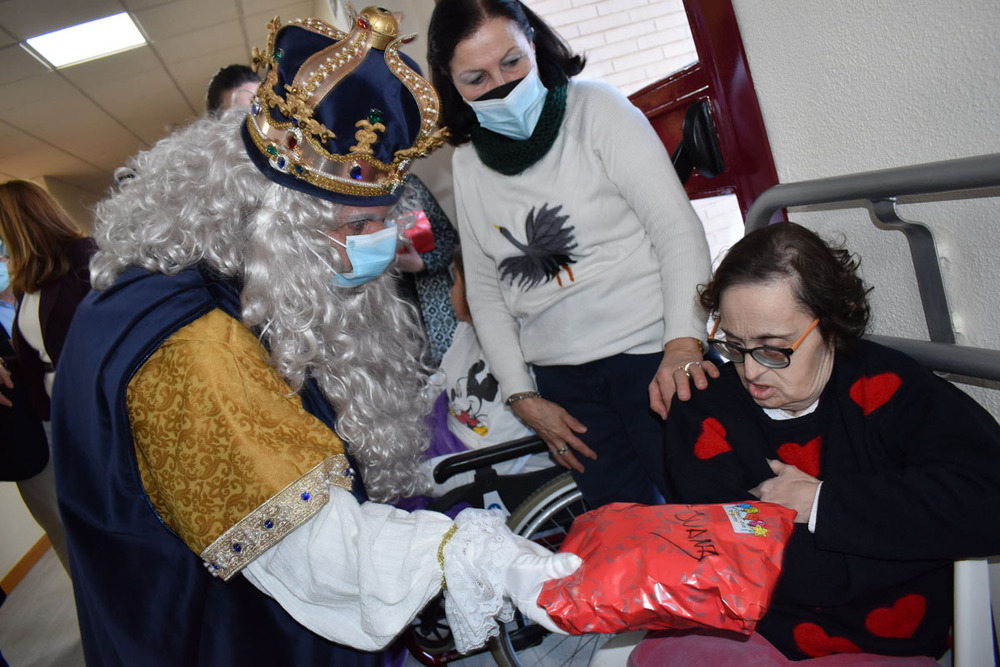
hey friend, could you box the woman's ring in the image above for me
[556,446,570,455]
[676,365,691,378]
[683,361,701,374]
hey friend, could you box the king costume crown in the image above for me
[242,6,448,206]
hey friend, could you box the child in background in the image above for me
[419,246,552,496]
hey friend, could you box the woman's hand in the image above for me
[649,337,720,419]
[749,459,820,523]
[510,397,595,473]
[395,242,425,273]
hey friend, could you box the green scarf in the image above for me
[470,84,568,176]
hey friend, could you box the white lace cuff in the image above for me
[442,508,518,653]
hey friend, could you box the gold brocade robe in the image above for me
[127,309,352,580]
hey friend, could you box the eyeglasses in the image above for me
[708,317,820,369]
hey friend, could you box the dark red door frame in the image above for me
[628,0,780,219]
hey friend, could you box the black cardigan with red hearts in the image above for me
[663,339,1000,660]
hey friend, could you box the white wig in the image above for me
[92,109,433,501]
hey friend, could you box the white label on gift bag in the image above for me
[723,502,771,537]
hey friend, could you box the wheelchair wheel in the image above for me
[489,472,613,667]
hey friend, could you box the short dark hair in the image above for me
[427,0,586,145]
[205,64,259,117]
[699,222,872,349]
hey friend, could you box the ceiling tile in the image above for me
[57,47,164,89]
[153,19,246,65]
[86,66,198,146]
[0,43,52,86]
[0,71,79,114]
[242,0,316,22]
[0,0,123,40]
[134,0,238,42]
[122,0,191,12]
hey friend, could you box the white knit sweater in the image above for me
[453,79,711,399]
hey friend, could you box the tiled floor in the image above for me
[0,548,83,667]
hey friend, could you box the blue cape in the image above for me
[52,265,377,666]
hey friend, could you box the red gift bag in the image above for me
[537,501,795,635]
[402,209,435,253]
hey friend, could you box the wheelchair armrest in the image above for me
[433,435,548,484]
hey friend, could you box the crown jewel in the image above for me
[243,7,447,205]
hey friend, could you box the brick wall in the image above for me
[525,0,697,95]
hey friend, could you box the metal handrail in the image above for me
[745,152,1000,231]
[741,153,1000,379]
[867,336,1000,382]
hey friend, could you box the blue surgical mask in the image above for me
[466,68,548,141]
[325,223,399,287]
[0,262,9,293]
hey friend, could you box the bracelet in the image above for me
[665,338,705,355]
[437,523,458,590]
[505,391,540,407]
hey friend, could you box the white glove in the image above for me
[504,534,582,634]
[441,508,582,653]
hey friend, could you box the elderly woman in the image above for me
[427,0,715,508]
[640,222,1000,663]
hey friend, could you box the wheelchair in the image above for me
[404,435,611,667]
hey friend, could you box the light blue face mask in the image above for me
[0,241,9,292]
[325,223,399,287]
[466,68,548,141]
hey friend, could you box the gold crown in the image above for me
[244,8,447,204]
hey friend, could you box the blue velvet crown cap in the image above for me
[242,7,447,206]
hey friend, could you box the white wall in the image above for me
[731,0,1000,416]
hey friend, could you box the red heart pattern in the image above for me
[865,594,926,639]
[793,622,862,658]
[849,372,902,416]
[777,436,822,478]
[693,417,732,459]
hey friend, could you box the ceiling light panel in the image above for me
[25,12,146,69]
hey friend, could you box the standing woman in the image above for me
[0,179,97,573]
[427,0,717,506]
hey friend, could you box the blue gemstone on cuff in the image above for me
[301,492,311,501]
[232,543,242,553]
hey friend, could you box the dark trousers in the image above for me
[534,352,667,508]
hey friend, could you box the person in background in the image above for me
[426,0,717,508]
[394,173,459,367]
[51,9,579,665]
[0,243,50,487]
[205,63,260,117]
[0,180,96,575]
[636,221,1000,663]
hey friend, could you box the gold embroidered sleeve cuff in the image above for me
[201,455,354,581]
